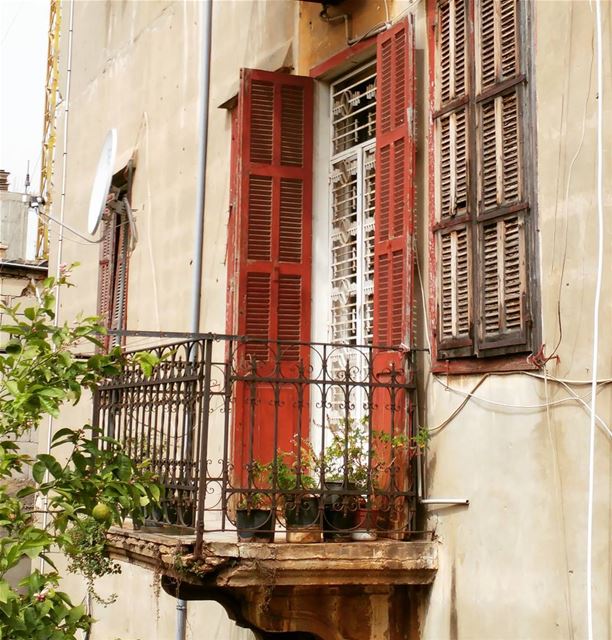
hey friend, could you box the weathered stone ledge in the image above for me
[106,526,437,588]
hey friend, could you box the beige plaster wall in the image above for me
[47,1,292,637]
[46,0,610,638]
[414,2,612,639]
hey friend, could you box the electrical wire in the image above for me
[542,367,575,639]
[586,1,604,637]
[549,28,594,360]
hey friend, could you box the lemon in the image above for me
[92,502,112,523]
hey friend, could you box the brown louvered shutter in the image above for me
[97,210,117,351]
[233,69,313,481]
[110,208,129,343]
[373,17,415,352]
[475,0,530,354]
[434,0,532,359]
[435,0,473,357]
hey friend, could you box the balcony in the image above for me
[94,333,437,639]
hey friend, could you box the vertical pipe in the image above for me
[189,0,213,333]
[178,0,213,637]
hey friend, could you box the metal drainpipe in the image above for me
[176,1,212,639]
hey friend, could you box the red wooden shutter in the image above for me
[372,19,416,532]
[373,17,415,353]
[232,70,313,484]
[373,17,415,484]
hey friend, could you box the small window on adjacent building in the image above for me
[432,0,536,359]
[97,163,134,350]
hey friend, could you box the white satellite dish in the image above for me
[87,129,117,235]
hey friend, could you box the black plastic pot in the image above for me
[236,508,275,542]
[323,481,358,541]
[285,496,320,527]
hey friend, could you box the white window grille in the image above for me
[329,61,376,421]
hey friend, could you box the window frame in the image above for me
[427,0,540,372]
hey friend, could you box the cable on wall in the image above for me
[41,0,74,564]
[586,0,604,637]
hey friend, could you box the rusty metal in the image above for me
[95,334,418,555]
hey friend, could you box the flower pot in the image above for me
[351,506,379,541]
[236,508,275,542]
[323,481,358,541]
[284,496,321,543]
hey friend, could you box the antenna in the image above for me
[24,129,119,245]
[88,129,117,234]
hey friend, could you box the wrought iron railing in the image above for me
[93,333,418,556]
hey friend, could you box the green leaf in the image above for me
[4,340,21,354]
[0,580,10,604]
[51,428,76,444]
[36,454,63,479]
[66,603,86,624]
[24,307,37,321]
[24,545,44,560]
[32,461,46,484]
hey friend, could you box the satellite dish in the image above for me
[87,129,117,235]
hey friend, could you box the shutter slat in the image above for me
[479,214,526,346]
[278,274,302,359]
[247,175,273,260]
[111,216,129,333]
[249,80,274,164]
[97,213,115,329]
[500,0,518,78]
[280,85,305,167]
[439,0,467,105]
[439,226,471,342]
[480,89,521,211]
[478,0,519,90]
[439,108,468,219]
[279,178,303,263]
[502,90,520,202]
[245,272,271,360]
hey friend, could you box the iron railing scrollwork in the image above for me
[94,334,419,556]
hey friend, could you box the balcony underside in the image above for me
[107,527,437,640]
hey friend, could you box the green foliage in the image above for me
[270,438,318,492]
[0,268,160,638]
[323,416,418,490]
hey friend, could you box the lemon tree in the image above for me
[0,268,160,638]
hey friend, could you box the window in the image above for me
[98,164,134,350]
[329,62,377,418]
[227,19,416,473]
[432,0,536,359]
[329,61,377,348]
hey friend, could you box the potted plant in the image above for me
[321,417,367,541]
[271,439,321,543]
[235,461,275,542]
[323,417,421,541]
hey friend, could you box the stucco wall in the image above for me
[414,1,612,639]
[46,0,610,638]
